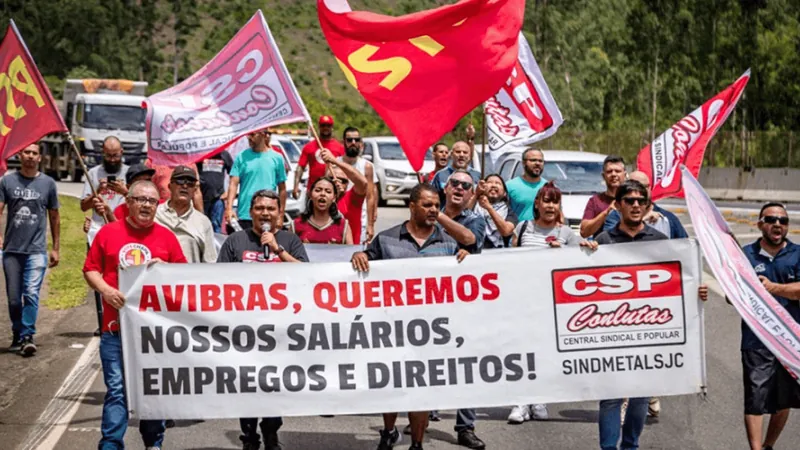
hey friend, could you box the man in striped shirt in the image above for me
[351,183,468,450]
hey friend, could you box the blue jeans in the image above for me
[206,198,224,233]
[3,252,47,340]
[454,408,476,432]
[99,332,165,449]
[598,398,649,450]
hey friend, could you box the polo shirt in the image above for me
[741,239,800,350]
[430,166,481,205]
[445,207,486,254]
[154,202,217,263]
[364,222,459,261]
[595,224,667,244]
[603,204,689,239]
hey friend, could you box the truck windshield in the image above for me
[81,104,146,132]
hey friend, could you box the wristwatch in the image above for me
[275,245,286,256]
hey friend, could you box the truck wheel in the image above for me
[71,168,84,183]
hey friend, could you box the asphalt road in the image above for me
[5,181,800,450]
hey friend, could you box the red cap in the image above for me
[319,115,334,125]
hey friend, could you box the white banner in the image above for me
[120,239,704,419]
[484,33,563,166]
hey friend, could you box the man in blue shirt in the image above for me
[505,148,547,221]
[741,202,800,450]
[430,141,481,205]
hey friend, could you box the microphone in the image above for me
[261,223,272,260]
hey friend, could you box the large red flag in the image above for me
[0,20,67,174]
[318,0,525,171]
[637,70,750,201]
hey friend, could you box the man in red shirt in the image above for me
[319,148,368,243]
[292,115,345,199]
[83,180,187,450]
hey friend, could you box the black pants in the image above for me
[239,417,282,444]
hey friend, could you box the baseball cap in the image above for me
[125,163,155,185]
[319,115,334,126]
[170,165,198,182]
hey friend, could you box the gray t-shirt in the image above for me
[515,221,581,248]
[0,172,59,254]
[82,164,129,245]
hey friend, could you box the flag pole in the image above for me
[308,122,335,176]
[480,104,487,178]
[66,133,107,223]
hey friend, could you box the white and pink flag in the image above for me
[484,33,563,167]
[144,10,310,166]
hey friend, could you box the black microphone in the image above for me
[261,223,272,260]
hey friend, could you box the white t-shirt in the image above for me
[82,164,129,245]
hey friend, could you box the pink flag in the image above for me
[144,10,310,167]
[638,70,749,201]
[484,33,562,166]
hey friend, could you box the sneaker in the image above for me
[19,336,36,356]
[9,336,22,353]
[531,403,549,420]
[264,430,281,450]
[409,443,423,450]
[377,427,401,450]
[507,405,530,424]
[648,398,661,418]
[457,429,485,449]
[429,410,440,421]
[620,399,629,426]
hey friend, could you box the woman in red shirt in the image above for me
[293,177,353,244]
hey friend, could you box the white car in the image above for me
[362,136,435,205]
[489,150,608,230]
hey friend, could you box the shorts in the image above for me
[742,348,800,415]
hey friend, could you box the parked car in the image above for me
[362,136,435,205]
[490,150,607,230]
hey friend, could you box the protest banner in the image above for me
[144,10,310,167]
[681,166,800,377]
[120,239,704,419]
[484,33,563,167]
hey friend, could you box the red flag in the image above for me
[145,11,310,167]
[637,70,750,201]
[318,0,525,171]
[0,20,67,174]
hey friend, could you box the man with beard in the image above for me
[594,180,708,450]
[424,143,450,184]
[319,148,368,244]
[580,155,626,238]
[83,181,186,450]
[226,129,288,233]
[351,183,468,450]
[337,126,377,243]
[740,202,800,450]
[505,148,547,221]
[155,166,217,263]
[293,115,345,199]
[0,143,60,356]
[430,140,481,205]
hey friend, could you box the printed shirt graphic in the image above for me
[298,139,345,190]
[0,172,59,254]
[217,228,308,264]
[82,164,129,245]
[83,220,186,332]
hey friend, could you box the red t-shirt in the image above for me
[298,138,345,188]
[293,217,348,244]
[337,190,365,244]
[83,220,187,332]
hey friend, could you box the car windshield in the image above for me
[541,161,605,194]
[292,137,310,148]
[275,140,300,163]
[81,104,146,131]
[378,142,433,160]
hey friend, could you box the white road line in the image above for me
[17,337,100,450]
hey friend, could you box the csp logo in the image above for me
[754,263,766,273]
[118,243,152,268]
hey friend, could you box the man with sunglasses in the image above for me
[155,166,217,263]
[293,115,345,200]
[338,126,378,243]
[430,140,481,206]
[740,202,800,450]
[594,180,708,450]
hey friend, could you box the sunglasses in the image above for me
[172,178,195,186]
[621,197,648,206]
[345,137,362,143]
[762,215,789,225]
[449,179,473,190]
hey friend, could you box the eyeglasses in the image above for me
[172,178,195,186]
[621,197,648,206]
[345,137,362,143]
[130,196,159,206]
[762,215,789,225]
[449,179,473,190]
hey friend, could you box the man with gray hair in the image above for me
[430,140,481,205]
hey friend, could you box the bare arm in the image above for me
[48,209,61,267]
[323,151,368,196]
[761,277,800,301]
[366,164,377,225]
[482,202,515,237]
[193,188,203,212]
[225,176,240,220]
[278,182,287,217]
[580,203,615,238]
[437,212,476,246]
[293,165,305,197]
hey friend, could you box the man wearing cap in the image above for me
[292,115,345,200]
[155,166,217,264]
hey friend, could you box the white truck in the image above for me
[35,79,148,182]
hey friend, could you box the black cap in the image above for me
[170,165,198,182]
[125,163,155,185]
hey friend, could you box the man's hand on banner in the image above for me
[146,257,166,268]
[579,240,599,251]
[456,248,469,263]
[351,251,369,272]
[102,287,126,310]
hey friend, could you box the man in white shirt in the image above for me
[337,126,377,243]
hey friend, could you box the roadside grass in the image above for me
[46,195,88,309]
